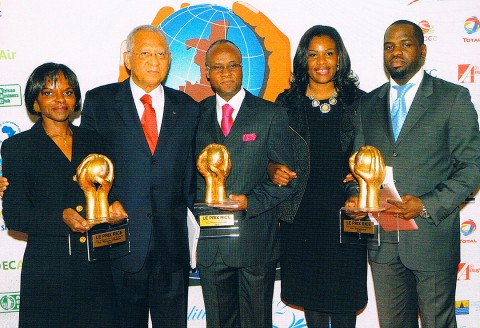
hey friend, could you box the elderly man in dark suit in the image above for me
[81,25,199,327]
[352,20,480,328]
[195,39,295,327]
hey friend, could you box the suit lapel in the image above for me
[114,81,151,154]
[202,96,224,142]
[157,88,180,150]
[396,74,432,144]
[225,92,256,142]
[373,84,395,145]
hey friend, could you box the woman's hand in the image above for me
[63,208,90,233]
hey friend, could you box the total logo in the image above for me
[457,262,480,281]
[460,219,476,236]
[0,293,20,313]
[458,64,480,83]
[463,16,480,43]
[418,20,438,42]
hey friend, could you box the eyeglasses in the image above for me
[129,51,170,60]
[207,63,242,73]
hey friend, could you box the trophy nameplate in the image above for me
[195,144,240,238]
[74,154,130,261]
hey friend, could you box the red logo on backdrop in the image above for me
[458,64,477,83]
[458,263,480,280]
[419,20,437,42]
[458,263,471,280]
[419,20,431,33]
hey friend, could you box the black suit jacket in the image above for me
[81,79,199,273]
[196,91,296,267]
[354,73,480,270]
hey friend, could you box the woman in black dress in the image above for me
[2,63,126,327]
[269,26,366,327]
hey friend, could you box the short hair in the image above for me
[205,39,242,66]
[386,20,424,46]
[126,25,168,52]
[25,63,81,116]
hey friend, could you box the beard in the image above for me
[388,67,408,80]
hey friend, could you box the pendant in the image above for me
[320,103,331,113]
[309,91,337,114]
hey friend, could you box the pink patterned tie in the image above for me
[221,103,234,137]
[140,94,158,154]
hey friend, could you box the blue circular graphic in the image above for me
[158,4,265,97]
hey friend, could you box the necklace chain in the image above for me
[308,91,338,113]
[46,129,72,147]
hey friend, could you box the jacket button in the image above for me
[76,205,83,212]
[393,152,398,157]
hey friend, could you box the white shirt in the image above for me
[389,68,424,114]
[130,78,164,131]
[215,88,246,127]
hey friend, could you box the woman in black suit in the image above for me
[269,26,366,327]
[1,63,126,327]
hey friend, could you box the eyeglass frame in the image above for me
[128,51,170,60]
[206,63,242,73]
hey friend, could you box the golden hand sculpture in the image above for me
[197,144,231,204]
[74,154,114,225]
[349,151,367,209]
[351,146,386,209]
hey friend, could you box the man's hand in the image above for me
[387,195,423,220]
[267,163,296,187]
[107,201,128,225]
[63,208,90,233]
[217,194,247,211]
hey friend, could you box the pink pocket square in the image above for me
[242,133,257,142]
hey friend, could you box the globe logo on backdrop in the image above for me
[464,16,480,34]
[158,4,265,102]
[460,219,476,236]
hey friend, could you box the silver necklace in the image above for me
[309,91,338,113]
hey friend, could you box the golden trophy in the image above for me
[74,154,130,261]
[340,145,386,244]
[195,144,240,238]
[350,145,386,210]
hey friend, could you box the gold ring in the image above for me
[278,184,282,187]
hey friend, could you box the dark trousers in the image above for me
[371,257,457,328]
[112,252,189,328]
[198,256,277,328]
[304,310,357,328]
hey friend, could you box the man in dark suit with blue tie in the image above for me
[195,39,296,327]
[352,20,480,327]
[81,25,199,327]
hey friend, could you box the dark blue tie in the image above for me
[391,83,414,141]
